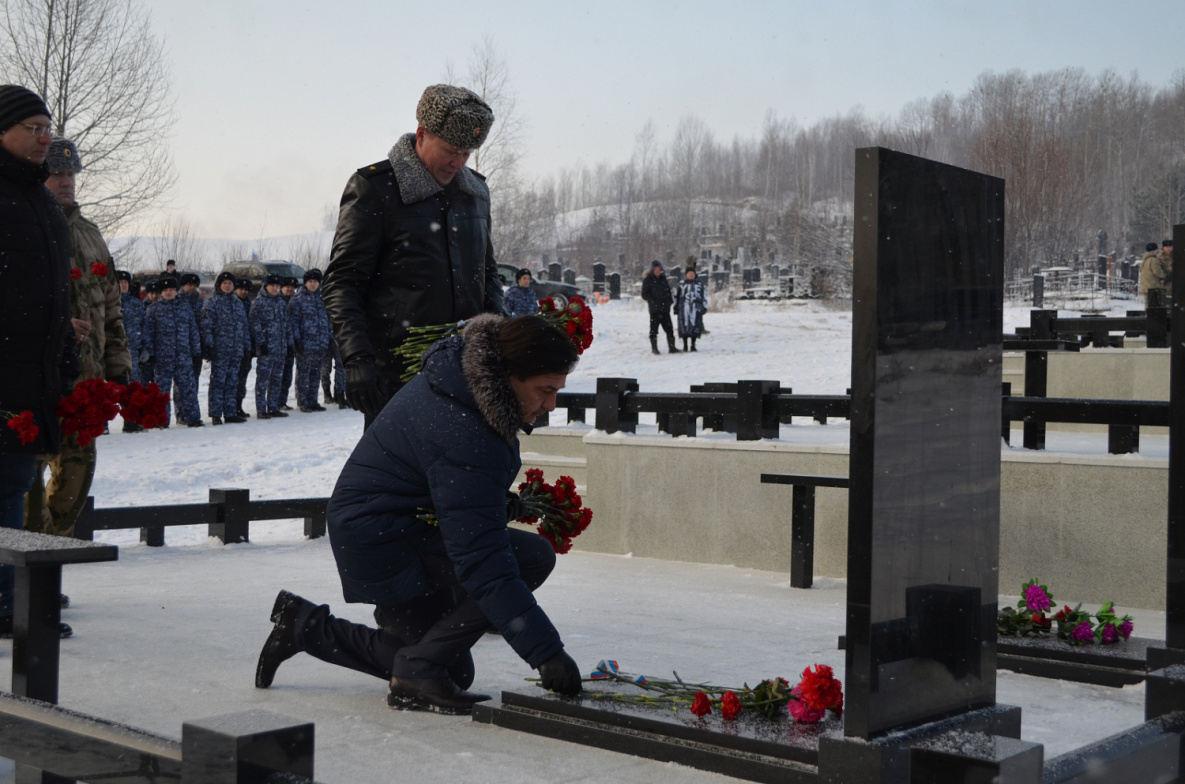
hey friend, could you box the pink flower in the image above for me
[1101,623,1118,644]
[1118,620,1134,639]
[1071,620,1094,643]
[690,692,712,717]
[787,685,825,723]
[1024,584,1051,613]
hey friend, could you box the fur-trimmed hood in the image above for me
[420,312,523,443]
[387,132,489,205]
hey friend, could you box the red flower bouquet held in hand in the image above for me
[2,410,39,446]
[393,296,594,383]
[55,379,171,446]
[566,660,843,724]
[417,469,592,556]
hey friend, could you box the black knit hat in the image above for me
[45,137,82,173]
[416,84,494,149]
[303,268,322,282]
[0,85,50,133]
[215,271,236,289]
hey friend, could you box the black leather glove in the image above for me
[537,649,582,696]
[345,359,389,418]
[505,491,524,522]
[257,343,269,357]
[294,339,304,355]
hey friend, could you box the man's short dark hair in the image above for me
[497,316,578,380]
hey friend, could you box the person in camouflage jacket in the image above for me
[179,272,205,383]
[251,274,294,418]
[289,269,331,412]
[118,272,145,382]
[27,137,131,537]
[143,277,202,426]
[202,271,249,424]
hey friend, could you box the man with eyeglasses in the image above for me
[323,84,505,430]
[0,85,79,637]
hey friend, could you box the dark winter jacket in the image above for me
[503,284,540,318]
[142,296,201,370]
[249,289,293,357]
[121,292,146,353]
[322,133,504,385]
[641,268,674,315]
[326,313,563,669]
[288,286,332,354]
[202,289,249,363]
[0,146,78,454]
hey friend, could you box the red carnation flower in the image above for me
[4,410,39,446]
[721,690,742,720]
[796,664,843,717]
[690,691,712,717]
[69,268,82,280]
[91,262,110,277]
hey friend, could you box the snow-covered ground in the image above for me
[1,296,1164,783]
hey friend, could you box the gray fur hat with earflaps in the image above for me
[416,84,494,150]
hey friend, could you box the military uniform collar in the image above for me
[387,132,485,204]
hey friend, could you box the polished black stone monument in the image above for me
[842,147,1004,740]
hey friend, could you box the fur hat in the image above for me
[180,272,200,287]
[45,137,82,173]
[516,268,532,281]
[281,276,298,287]
[1164,239,1174,249]
[416,84,494,149]
[1148,242,1160,252]
[235,277,253,292]
[116,269,132,282]
[215,271,236,289]
[303,268,322,283]
[159,277,178,291]
[144,280,159,294]
[0,85,50,133]
[264,273,282,287]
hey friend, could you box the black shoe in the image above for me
[255,590,308,688]
[122,421,144,433]
[225,415,246,424]
[668,344,681,353]
[269,410,289,418]
[387,676,491,715]
[60,594,69,609]
[257,411,272,420]
[211,416,223,425]
[338,401,348,410]
[279,404,292,411]
[238,409,251,419]
[187,420,204,428]
[298,406,313,413]
[311,404,326,412]
[0,617,72,639]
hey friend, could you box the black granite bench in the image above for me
[0,528,117,705]
[759,473,850,589]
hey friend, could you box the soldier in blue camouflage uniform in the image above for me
[234,278,254,418]
[178,272,204,390]
[202,271,249,424]
[250,273,293,418]
[118,273,147,432]
[289,268,331,412]
[139,280,158,387]
[277,276,298,411]
[142,277,203,427]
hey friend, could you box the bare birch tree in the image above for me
[445,36,524,192]
[0,0,176,233]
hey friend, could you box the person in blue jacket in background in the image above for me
[254,314,584,714]
[142,277,202,427]
[288,268,331,412]
[250,273,293,419]
[202,271,249,424]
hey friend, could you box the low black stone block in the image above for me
[910,731,1042,784]
[1044,710,1185,784]
[182,710,314,783]
[1146,665,1185,721]
[996,635,1156,688]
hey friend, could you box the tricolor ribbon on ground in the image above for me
[590,659,646,684]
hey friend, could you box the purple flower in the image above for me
[1101,623,1118,644]
[1118,620,1134,639]
[1071,620,1094,643]
[1024,584,1051,613]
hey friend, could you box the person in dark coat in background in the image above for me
[641,259,680,355]
[504,268,540,317]
[255,314,584,714]
[323,83,504,430]
[0,84,79,636]
[289,269,331,412]
[142,277,202,427]
[675,267,708,352]
[202,271,249,424]
[277,276,298,411]
[251,273,293,419]
[233,278,254,418]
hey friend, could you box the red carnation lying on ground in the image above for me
[516,468,593,554]
[119,381,170,429]
[3,410,39,446]
[794,664,843,720]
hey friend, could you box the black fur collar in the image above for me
[461,314,523,443]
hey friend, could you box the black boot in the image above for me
[650,336,660,355]
[682,337,688,351]
[668,338,681,353]
[255,589,312,688]
[388,676,492,715]
[691,337,697,352]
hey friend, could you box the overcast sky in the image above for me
[144,0,1185,242]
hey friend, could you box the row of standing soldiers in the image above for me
[119,270,345,427]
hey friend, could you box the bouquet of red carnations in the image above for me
[576,660,843,724]
[2,410,39,445]
[514,468,592,554]
[55,379,171,446]
[393,296,594,382]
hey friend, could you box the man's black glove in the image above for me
[345,359,389,418]
[202,345,215,361]
[294,339,304,355]
[537,650,582,696]
[505,491,523,522]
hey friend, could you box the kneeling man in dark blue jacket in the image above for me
[254,313,582,714]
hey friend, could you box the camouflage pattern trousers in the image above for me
[295,351,327,408]
[25,436,97,537]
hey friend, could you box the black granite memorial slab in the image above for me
[1169,223,1185,651]
[997,635,1155,688]
[910,731,1042,784]
[845,147,1004,739]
